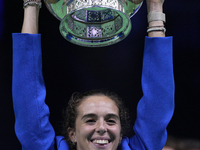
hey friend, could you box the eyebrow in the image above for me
[105,114,119,120]
[81,113,97,120]
[81,113,119,120]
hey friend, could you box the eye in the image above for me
[85,119,96,124]
[107,119,116,125]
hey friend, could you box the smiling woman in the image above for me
[12,0,174,149]
[69,94,122,150]
[62,90,130,150]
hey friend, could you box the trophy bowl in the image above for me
[44,0,143,47]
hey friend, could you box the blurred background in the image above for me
[1,0,200,149]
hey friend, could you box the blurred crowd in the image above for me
[163,135,200,150]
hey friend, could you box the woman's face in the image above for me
[69,95,122,150]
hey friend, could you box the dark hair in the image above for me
[62,90,130,150]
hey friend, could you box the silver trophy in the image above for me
[44,0,143,47]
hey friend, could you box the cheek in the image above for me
[76,124,96,137]
[82,125,96,132]
[108,125,122,137]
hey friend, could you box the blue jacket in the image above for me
[12,33,174,150]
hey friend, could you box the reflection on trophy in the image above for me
[44,0,143,47]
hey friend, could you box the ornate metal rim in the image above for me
[59,6,131,47]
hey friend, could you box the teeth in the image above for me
[92,140,109,144]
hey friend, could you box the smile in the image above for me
[92,140,109,144]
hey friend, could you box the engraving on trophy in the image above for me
[75,0,87,9]
[74,21,87,37]
[72,9,87,22]
[87,11,101,22]
[101,9,114,21]
[115,15,122,31]
[101,22,115,37]
[87,26,102,38]
[68,17,74,31]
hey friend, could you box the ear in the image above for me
[120,133,123,142]
[68,127,77,143]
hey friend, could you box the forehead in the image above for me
[77,95,119,116]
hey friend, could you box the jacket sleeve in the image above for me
[129,36,175,150]
[12,33,55,150]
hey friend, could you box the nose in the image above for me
[96,119,107,135]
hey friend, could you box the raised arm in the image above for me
[127,0,174,149]
[12,1,56,149]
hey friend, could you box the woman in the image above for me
[12,0,174,149]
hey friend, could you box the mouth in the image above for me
[91,139,110,144]
[90,139,111,148]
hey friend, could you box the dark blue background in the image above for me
[0,0,3,39]
[1,0,200,149]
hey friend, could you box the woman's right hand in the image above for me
[22,0,41,34]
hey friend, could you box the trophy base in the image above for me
[59,6,131,47]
